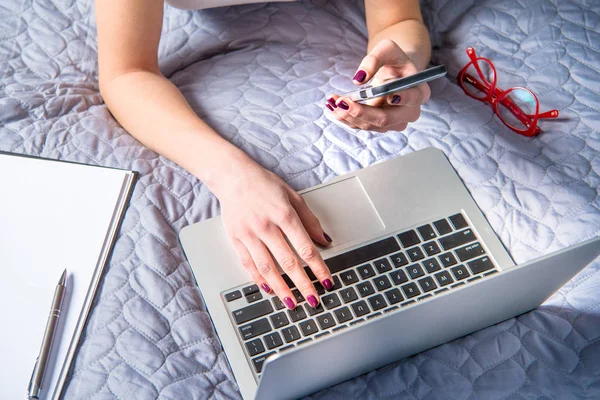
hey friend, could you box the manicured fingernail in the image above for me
[353,70,367,83]
[324,232,332,243]
[327,97,337,108]
[261,283,271,293]
[322,279,333,291]
[307,295,319,308]
[326,103,334,111]
[338,101,349,110]
[283,297,296,309]
[391,95,401,104]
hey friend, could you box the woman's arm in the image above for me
[326,0,432,132]
[364,0,431,70]
[96,0,333,309]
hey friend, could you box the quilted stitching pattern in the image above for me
[0,0,598,398]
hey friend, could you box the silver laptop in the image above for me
[179,147,600,400]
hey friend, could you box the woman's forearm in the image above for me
[368,20,431,70]
[100,70,250,191]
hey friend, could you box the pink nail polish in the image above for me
[307,295,318,308]
[338,101,349,111]
[391,95,401,104]
[353,70,367,83]
[322,279,333,291]
[283,297,296,309]
[324,232,332,243]
[261,283,271,293]
[327,97,337,108]
[326,103,334,111]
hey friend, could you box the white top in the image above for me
[166,0,295,10]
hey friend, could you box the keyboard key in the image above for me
[350,319,364,326]
[406,264,425,279]
[305,302,325,316]
[418,276,438,292]
[434,270,454,286]
[245,338,265,356]
[384,288,404,304]
[467,256,495,274]
[291,289,305,304]
[398,230,421,248]
[270,312,289,328]
[351,300,370,317]
[418,294,432,301]
[455,242,485,261]
[390,252,409,268]
[373,258,392,274]
[246,292,263,303]
[468,276,482,283]
[340,270,359,286]
[332,325,348,332]
[422,258,442,273]
[322,293,342,310]
[325,237,400,274]
[334,306,353,323]
[367,313,382,320]
[435,288,449,295]
[225,290,242,302]
[288,306,307,322]
[451,265,471,280]
[407,247,425,262]
[422,241,441,256]
[297,338,313,345]
[484,270,498,277]
[282,267,317,290]
[452,282,466,289]
[401,282,421,299]
[368,294,387,311]
[313,281,325,295]
[243,284,259,296]
[315,332,330,339]
[384,306,399,313]
[449,213,468,230]
[232,300,274,325]
[373,275,392,291]
[239,318,271,340]
[390,269,409,285]
[299,319,319,336]
[252,352,275,373]
[439,252,458,268]
[316,313,337,330]
[402,300,416,306]
[357,264,376,279]
[272,297,285,310]
[280,345,295,352]
[332,275,342,289]
[433,219,452,235]
[357,281,375,297]
[439,229,476,250]
[339,287,359,303]
[282,326,301,343]
[417,224,437,240]
[263,332,283,349]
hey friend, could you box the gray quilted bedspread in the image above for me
[1,0,599,398]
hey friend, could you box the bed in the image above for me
[1,0,599,398]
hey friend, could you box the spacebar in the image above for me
[325,237,400,274]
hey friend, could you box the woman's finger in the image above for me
[231,238,272,294]
[244,235,297,309]
[262,226,323,308]
[386,84,430,107]
[353,39,418,85]
[333,97,420,130]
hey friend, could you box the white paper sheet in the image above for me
[0,155,133,400]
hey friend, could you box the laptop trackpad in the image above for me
[302,177,385,247]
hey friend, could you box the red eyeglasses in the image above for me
[457,47,559,137]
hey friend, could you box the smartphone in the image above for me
[340,64,447,102]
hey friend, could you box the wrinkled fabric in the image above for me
[0,0,598,398]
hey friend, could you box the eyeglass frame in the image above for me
[457,47,559,137]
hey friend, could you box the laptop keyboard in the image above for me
[222,212,498,379]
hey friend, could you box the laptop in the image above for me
[179,147,600,400]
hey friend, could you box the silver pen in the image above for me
[27,269,67,399]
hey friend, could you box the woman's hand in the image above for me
[326,39,431,132]
[211,158,333,310]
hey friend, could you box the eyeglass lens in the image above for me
[497,89,537,130]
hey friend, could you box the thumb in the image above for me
[352,39,416,85]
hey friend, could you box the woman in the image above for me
[95,0,431,310]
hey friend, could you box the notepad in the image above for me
[0,153,136,400]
